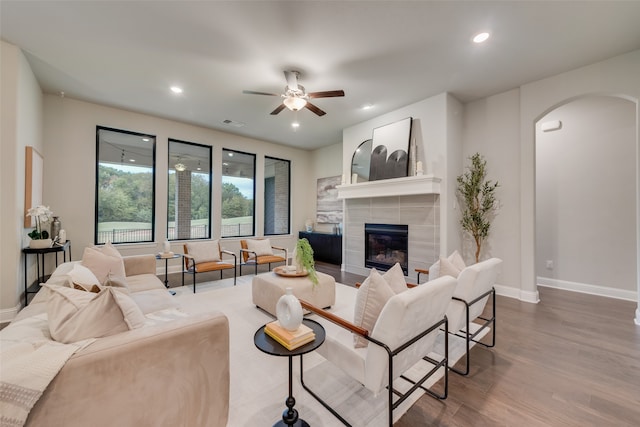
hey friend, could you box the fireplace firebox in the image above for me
[364,223,408,275]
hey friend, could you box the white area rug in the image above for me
[172,276,487,426]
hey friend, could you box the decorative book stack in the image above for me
[264,321,315,351]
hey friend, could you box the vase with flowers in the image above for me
[27,205,53,248]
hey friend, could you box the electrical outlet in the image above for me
[546,260,554,270]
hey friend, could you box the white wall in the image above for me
[536,96,636,298]
[0,40,43,318]
[41,95,314,271]
[309,142,343,234]
[462,89,522,295]
[464,49,640,313]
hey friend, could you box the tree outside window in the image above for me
[221,149,255,237]
[95,127,155,244]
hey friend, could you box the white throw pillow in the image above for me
[429,250,466,280]
[68,264,101,288]
[382,263,408,294]
[81,242,126,285]
[44,284,145,343]
[438,256,463,278]
[353,268,395,348]
[449,250,466,271]
[246,239,274,258]
[185,240,221,269]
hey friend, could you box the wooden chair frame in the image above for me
[299,299,449,427]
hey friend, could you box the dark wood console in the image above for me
[298,231,342,265]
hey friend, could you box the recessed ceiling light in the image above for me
[473,32,490,43]
[142,137,150,142]
[170,86,183,94]
[291,122,300,128]
[129,158,136,163]
[223,162,229,166]
[361,103,374,110]
[227,152,233,157]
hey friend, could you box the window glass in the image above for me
[264,156,290,235]
[168,140,212,240]
[221,149,255,237]
[96,127,155,244]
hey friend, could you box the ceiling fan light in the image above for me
[175,163,186,171]
[283,96,307,111]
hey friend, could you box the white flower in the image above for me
[27,205,53,223]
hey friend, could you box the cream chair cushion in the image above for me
[185,240,221,268]
[246,239,274,258]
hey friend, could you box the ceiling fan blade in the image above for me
[284,70,299,91]
[308,90,345,99]
[243,90,280,96]
[305,102,326,116]
[270,104,286,115]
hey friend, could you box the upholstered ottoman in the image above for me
[252,271,336,316]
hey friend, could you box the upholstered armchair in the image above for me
[445,257,502,375]
[183,240,236,292]
[239,238,287,275]
[299,274,457,426]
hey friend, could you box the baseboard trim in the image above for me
[494,284,540,304]
[0,304,21,324]
[537,277,637,302]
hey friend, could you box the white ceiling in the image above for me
[2,1,640,150]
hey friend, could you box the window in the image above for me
[95,127,156,244]
[221,149,255,237]
[168,139,212,240]
[264,156,290,235]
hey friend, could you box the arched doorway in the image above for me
[535,95,637,303]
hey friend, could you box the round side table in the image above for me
[254,319,325,427]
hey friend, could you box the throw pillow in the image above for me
[44,284,146,343]
[353,268,395,348]
[185,240,221,269]
[67,263,101,288]
[438,256,463,278]
[429,250,467,280]
[246,239,274,258]
[81,242,126,285]
[104,272,130,293]
[382,262,408,294]
[449,250,466,271]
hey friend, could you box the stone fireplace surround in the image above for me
[338,175,441,281]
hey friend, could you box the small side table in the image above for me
[254,319,325,427]
[155,253,184,288]
[22,240,72,306]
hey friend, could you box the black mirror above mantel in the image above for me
[336,174,441,200]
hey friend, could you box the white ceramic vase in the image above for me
[276,287,303,331]
[29,238,52,249]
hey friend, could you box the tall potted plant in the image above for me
[456,153,499,263]
[295,238,318,286]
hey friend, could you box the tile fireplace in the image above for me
[364,223,408,274]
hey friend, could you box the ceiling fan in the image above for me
[243,70,345,117]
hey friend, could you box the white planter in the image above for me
[29,238,53,249]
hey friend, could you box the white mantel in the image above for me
[337,174,441,200]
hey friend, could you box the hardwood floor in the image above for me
[166,261,640,425]
[315,262,640,426]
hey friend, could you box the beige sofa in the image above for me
[11,255,230,427]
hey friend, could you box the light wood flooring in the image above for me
[164,261,640,426]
